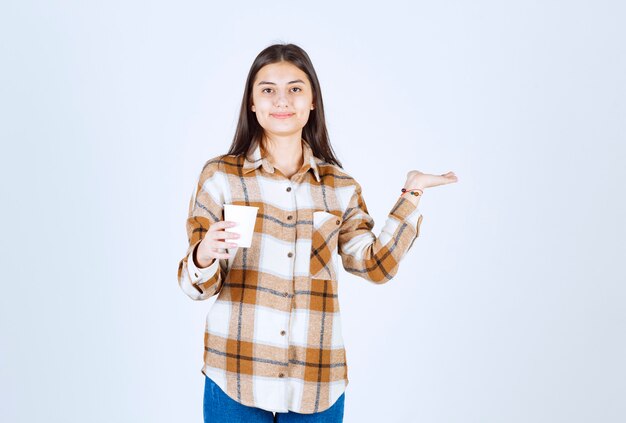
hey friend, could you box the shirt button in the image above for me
[278,373,285,378]
[280,330,286,336]
[287,252,293,258]
[287,215,293,220]
[286,187,292,192]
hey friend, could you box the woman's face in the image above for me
[251,61,315,139]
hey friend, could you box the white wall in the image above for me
[1,1,625,422]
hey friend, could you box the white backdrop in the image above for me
[1,1,625,422]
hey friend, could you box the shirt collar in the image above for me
[242,137,322,182]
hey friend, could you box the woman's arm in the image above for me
[177,159,228,301]
[337,170,457,284]
[337,182,423,284]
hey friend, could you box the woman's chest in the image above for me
[224,172,346,282]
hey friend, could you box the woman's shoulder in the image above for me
[197,152,244,179]
[315,160,361,190]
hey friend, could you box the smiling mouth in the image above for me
[271,113,294,119]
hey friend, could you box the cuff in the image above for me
[187,243,220,284]
[406,207,423,234]
[390,196,423,235]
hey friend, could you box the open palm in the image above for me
[405,170,458,190]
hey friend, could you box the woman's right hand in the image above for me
[195,221,240,268]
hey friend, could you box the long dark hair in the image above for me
[226,43,343,168]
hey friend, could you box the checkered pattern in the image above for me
[177,138,423,414]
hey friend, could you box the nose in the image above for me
[274,89,288,108]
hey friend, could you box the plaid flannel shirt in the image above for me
[177,138,423,414]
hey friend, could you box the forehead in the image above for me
[254,61,310,84]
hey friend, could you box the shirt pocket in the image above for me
[310,210,343,281]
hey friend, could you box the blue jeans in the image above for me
[203,375,345,422]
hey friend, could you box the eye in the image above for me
[291,87,302,93]
[262,88,273,94]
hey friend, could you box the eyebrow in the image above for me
[257,79,306,85]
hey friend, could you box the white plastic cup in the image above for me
[224,204,259,248]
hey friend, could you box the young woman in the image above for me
[177,43,458,423]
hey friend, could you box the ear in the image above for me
[251,105,256,112]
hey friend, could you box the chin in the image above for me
[264,125,304,135]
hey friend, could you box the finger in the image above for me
[208,220,237,232]
[211,230,241,241]
[211,240,238,249]
[208,248,234,259]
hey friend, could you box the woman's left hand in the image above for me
[404,170,458,190]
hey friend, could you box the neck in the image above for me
[261,132,304,170]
